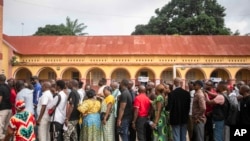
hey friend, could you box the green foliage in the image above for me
[132,0,232,35]
[34,24,74,35]
[34,17,87,36]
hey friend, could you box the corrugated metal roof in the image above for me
[3,35,250,56]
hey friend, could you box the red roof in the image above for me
[3,35,250,56]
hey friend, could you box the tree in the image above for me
[65,16,88,35]
[132,0,231,35]
[34,24,74,35]
[34,17,87,36]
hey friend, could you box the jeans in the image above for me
[38,118,51,141]
[213,120,224,141]
[117,118,131,141]
[135,117,148,141]
[172,124,187,141]
[193,122,204,141]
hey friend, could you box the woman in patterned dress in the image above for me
[150,84,168,141]
[77,89,101,141]
[101,86,115,141]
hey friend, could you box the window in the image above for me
[116,70,126,82]
[48,71,56,80]
[162,70,173,83]
[186,71,195,81]
[72,72,79,80]
[92,70,103,86]
[140,71,148,77]
[236,71,242,82]
[211,71,218,77]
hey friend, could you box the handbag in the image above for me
[48,95,61,116]
[100,112,110,121]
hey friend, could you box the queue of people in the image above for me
[0,73,250,141]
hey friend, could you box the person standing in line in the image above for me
[15,80,34,115]
[128,80,136,141]
[4,100,36,141]
[239,85,250,125]
[97,78,107,98]
[36,81,53,141]
[117,79,133,141]
[77,89,101,141]
[64,80,81,141]
[30,76,42,118]
[48,80,68,141]
[187,80,195,141]
[110,81,121,141]
[77,80,85,104]
[192,80,206,141]
[101,86,115,141]
[131,85,151,141]
[7,78,16,115]
[150,84,168,141]
[205,81,228,141]
[167,77,190,141]
[204,80,217,141]
[0,74,12,140]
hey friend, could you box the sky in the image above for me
[3,0,250,36]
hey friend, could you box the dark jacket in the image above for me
[167,87,191,125]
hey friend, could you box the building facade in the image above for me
[0,1,250,89]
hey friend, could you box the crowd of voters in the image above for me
[0,73,250,141]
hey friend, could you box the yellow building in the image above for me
[1,1,250,89]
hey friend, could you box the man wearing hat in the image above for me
[4,100,36,141]
[192,80,206,141]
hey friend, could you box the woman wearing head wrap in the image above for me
[4,100,36,141]
[77,89,101,141]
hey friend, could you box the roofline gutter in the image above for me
[173,64,250,79]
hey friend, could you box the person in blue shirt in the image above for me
[31,76,42,117]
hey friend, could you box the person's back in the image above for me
[168,87,190,125]
[16,88,34,114]
[168,78,190,141]
[9,110,36,141]
[0,83,12,110]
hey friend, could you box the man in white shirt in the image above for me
[77,81,85,104]
[37,82,53,141]
[48,80,68,141]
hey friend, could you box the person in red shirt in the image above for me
[204,80,217,141]
[7,78,16,115]
[132,85,151,141]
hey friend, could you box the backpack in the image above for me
[223,94,238,125]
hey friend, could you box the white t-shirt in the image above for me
[97,85,106,97]
[16,88,34,114]
[48,90,67,124]
[37,90,53,121]
[189,90,195,116]
[77,88,86,104]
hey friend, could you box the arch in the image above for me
[61,67,82,81]
[14,67,32,82]
[85,67,106,86]
[110,68,131,82]
[185,68,206,82]
[160,68,181,83]
[210,68,231,81]
[235,68,250,83]
[135,67,156,85]
[37,67,57,81]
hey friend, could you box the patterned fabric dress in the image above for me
[9,111,36,141]
[101,95,115,141]
[153,94,169,141]
[77,99,101,141]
